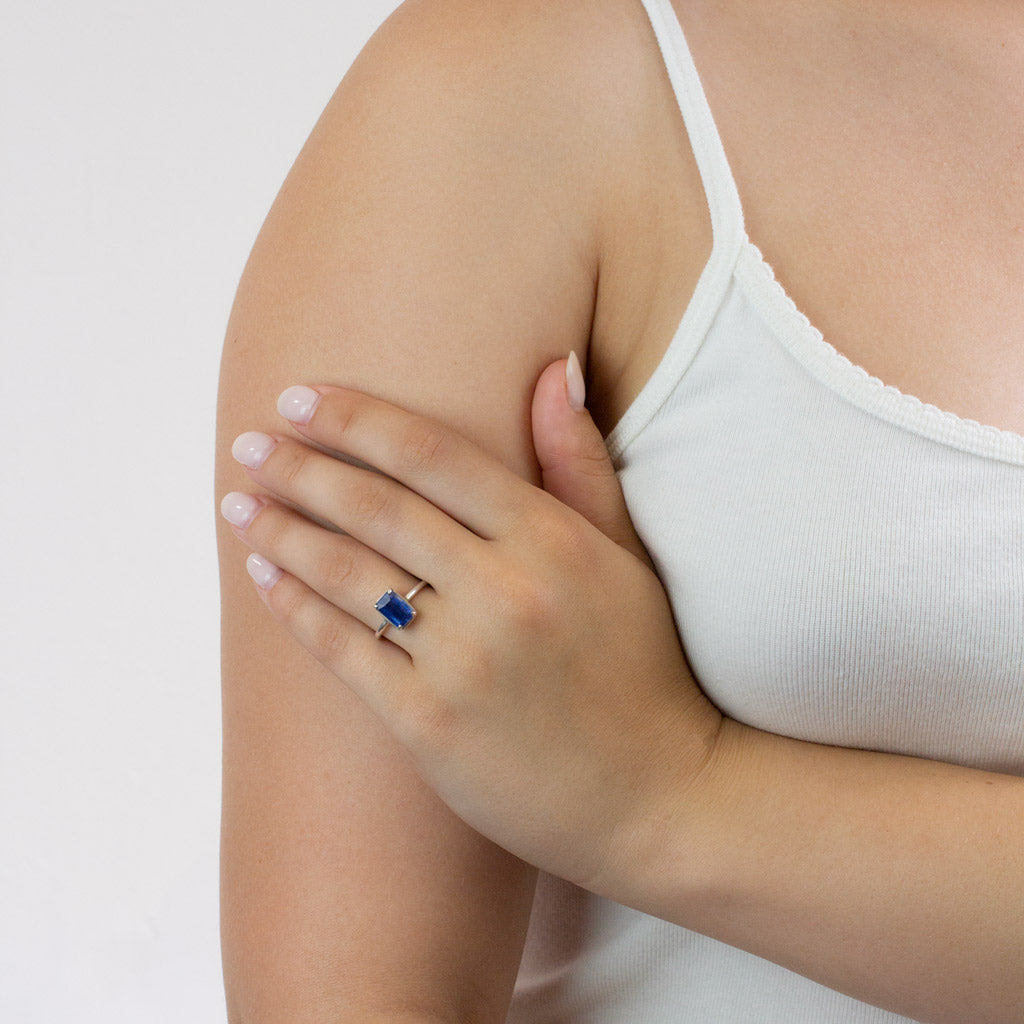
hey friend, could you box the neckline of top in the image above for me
[607,0,1024,466]
[735,240,1024,466]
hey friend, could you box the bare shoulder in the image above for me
[353,0,658,134]
[225,0,706,443]
[226,0,634,458]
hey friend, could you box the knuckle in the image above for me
[394,686,459,750]
[310,612,352,659]
[519,500,589,559]
[493,567,559,634]
[548,431,616,477]
[269,574,303,620]
[250,504,290,550]
[570,435,619,478]
[324,395,362,446]
[351,475,398,529]
[318,544,358,594]
[273,443,308,488]
[397,421,452,475]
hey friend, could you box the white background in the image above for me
[2,2,401,1019]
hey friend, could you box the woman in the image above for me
[215,0,1024,1020]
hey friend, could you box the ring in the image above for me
[374,580,429,640]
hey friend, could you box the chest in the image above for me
[613,274,1024,775]
[591,1,1024,439]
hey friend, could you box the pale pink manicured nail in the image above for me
[246,552,282,589]
[277,385,321,425]
[566,350,586,411]
[232,431,276,469]
[220,491,262,529]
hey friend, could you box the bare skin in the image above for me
[216,0,1024,1021]
[593,0,1024,436]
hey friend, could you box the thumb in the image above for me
[531,353,651,566]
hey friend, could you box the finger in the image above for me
[531,355,651,566]
[275,384,533,537]
[221,491,436,652]
[231,431,482,587]
[244,552,415,722]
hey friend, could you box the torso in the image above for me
[588,0,1024,439]
[513,4,1024,1019]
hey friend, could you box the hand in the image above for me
[220,358,722,898]
[530,355,654,567]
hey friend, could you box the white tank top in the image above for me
[508,0,1024,1020]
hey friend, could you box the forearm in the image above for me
[635,720,1024,1023]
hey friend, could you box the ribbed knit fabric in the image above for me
[507,0,1024,1020]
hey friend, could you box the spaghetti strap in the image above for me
[638,0,745,249]
[606,0,748,458]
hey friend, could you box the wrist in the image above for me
[591,693,742,920]
[652,715,760,927]
[622,713,773,934]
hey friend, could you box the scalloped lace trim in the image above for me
[737,238,1024,464]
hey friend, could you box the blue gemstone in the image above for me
[375,589,416,629]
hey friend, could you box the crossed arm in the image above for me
[222,379,1024,1024]
[215,3,1024,1022]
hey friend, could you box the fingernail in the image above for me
[566,350,586,411]
[246,552,282,589]
[220,491,262,529]
[232,431,276,470]
[277,385,321,425]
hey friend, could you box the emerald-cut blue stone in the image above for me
[375,589,416,629]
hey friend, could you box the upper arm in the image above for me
[215,1,608,1019]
